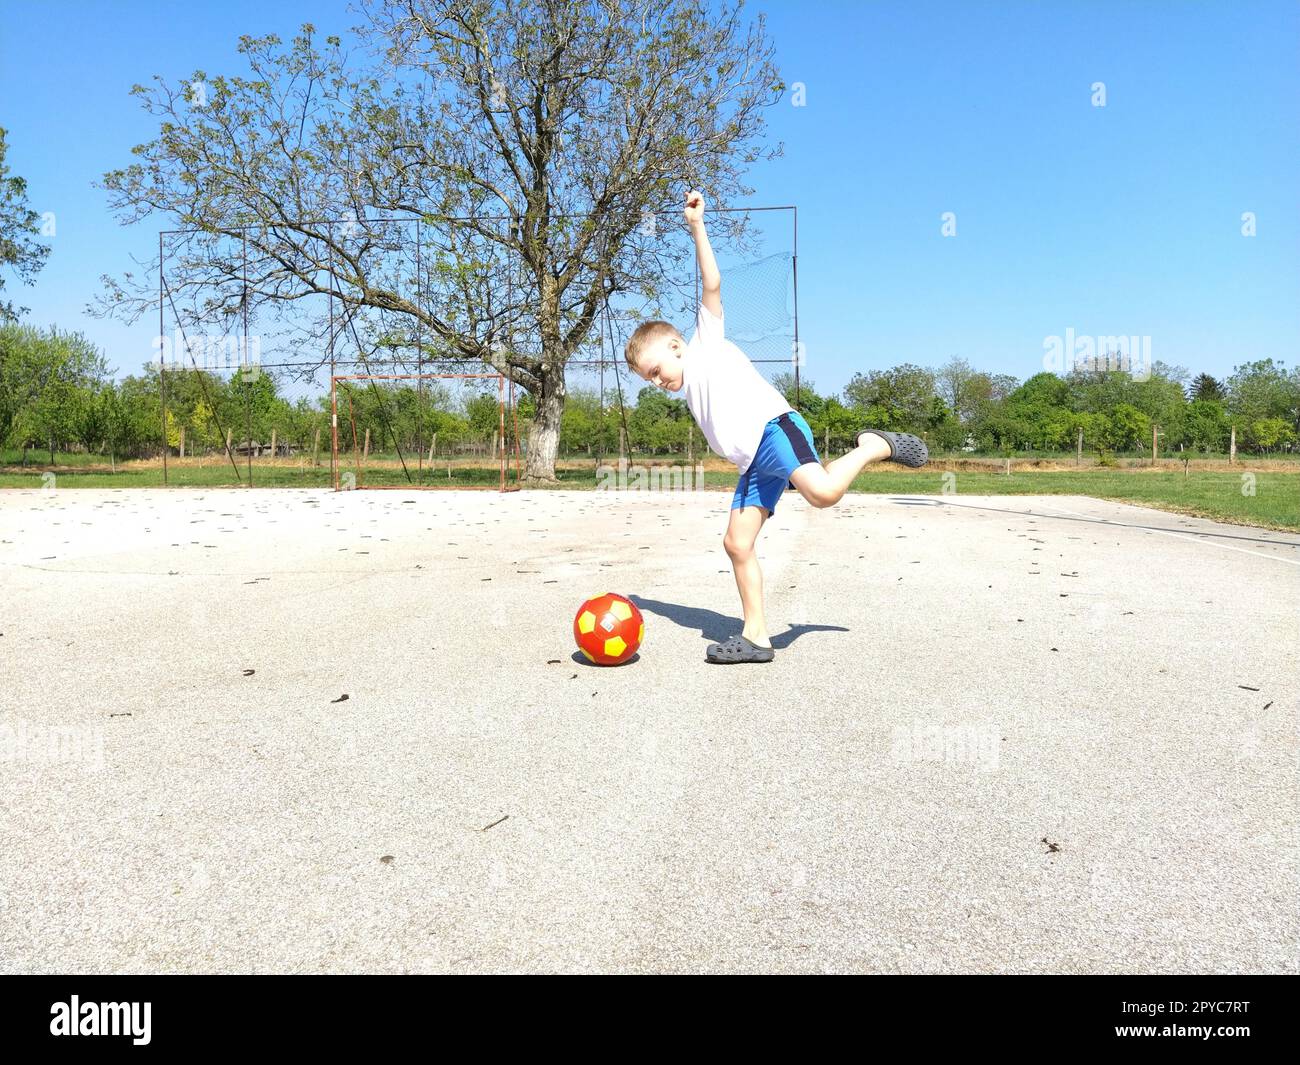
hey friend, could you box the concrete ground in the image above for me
[1,486,1296,974]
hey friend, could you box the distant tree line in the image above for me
[1,323,1296,465]
[0,323,514,465]
[608,356,1299,459]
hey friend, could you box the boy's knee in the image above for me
[723,533,754,559]
[805,486,838,509]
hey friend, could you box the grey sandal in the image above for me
[858,428,929,468]
[706,635,775,664]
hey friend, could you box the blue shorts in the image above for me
[731,410,821,514]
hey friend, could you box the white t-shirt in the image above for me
[680,302,794,474]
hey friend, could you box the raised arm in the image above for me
[684,189,722,318]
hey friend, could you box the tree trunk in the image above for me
[524,365,565,483]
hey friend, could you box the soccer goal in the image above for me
[330,372,522,492]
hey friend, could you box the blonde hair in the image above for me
[624,320,682,373]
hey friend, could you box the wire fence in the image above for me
[153,206,799,485]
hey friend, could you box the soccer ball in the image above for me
[573,593,644,666]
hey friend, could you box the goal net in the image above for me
[330,372,522,491]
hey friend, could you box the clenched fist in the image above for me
[684,189,706,226]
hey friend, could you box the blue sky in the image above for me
[1,0,1296,395]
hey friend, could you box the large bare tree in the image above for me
[97,0,783,481]
[0,128,52,324]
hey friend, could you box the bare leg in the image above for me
[789,433,892,508]
[723,505,771,647]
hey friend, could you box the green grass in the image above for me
[0,462,333,489]
[3,453,1296,530]
[840,469,1299,531]
[521,464,1298,530]
[0,462,506,490]
[934,448,1298,467]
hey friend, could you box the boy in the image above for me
[624,190,930,664]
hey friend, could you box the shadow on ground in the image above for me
[629,595,848,649]
[571,650,642,668]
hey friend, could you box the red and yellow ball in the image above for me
[573,593,644,665]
